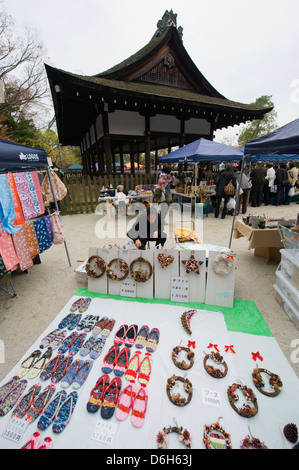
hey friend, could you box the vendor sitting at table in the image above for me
[127,206,167,250]
[113,184,129,215]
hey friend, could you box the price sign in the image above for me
[91,419,118,446]
[171,276,189,303]
[120,278,136,298]
[202,388,222,408]
[2,417,28,444]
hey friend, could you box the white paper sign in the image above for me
[91,419,118,446]
[2,417,28,444]
[120,278,137,298]
[202,388,222,408]
[171,276,189,303]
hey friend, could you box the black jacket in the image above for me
[127,212,164,242]
[215,170,236,198]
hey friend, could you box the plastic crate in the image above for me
[280,249,299,289]
[275,269,299,312]
[273,283,299,330]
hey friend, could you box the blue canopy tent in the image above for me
[158,137,244,163]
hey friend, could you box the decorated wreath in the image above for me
[85,255,106,278]
[203,351,228,379]
[227,382,258,418]
[252,367,283,397]
[129,257,153,283]
[172,346,195,371]
[166,374,193,407]
[157,253,174,269]
[180,309,197,335]
[106,258,129,281]
[212,252,234,276]
[203,419,232,449]
[157,420,191,449]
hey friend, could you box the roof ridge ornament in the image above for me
[152,10,183,40]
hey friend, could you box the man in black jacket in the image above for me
[274,162,289,206]
[250,161,266,207]
[127,207,167,249]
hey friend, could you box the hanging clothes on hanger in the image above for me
[0,174,20,235]
[13,172,37,220]
[12,225,33,271]
[5,173,25,226]
[24,221,40,258]
[0,232,19,271]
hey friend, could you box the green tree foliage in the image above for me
[237,95,278,147]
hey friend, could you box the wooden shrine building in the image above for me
[46,10,272,176]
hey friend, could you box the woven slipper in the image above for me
[40,354,62,381]
[135,325,149,349]
[114,347,131,377]
[51,355,73,384]
[115,383,137,421]
[67,314,82,331]
[20,431,41,449]
[60,359,83,389]
[125,351,142,382]
[131,385,148,428]
[137,353,152,386]
[86,374,110,413]
[16,350,41,378]
[90,338,106,360]
[101,318,116,338]
[72,360,93,389]
[58,313,75,329]
[84,315,99,333]
[70,297,84,312]
[100,377,122,420]
[0,379,27,417]
[12,383,41,419]
[37,389,67,431]
[38,437,53,449]
[52,391,78,434]
[145,328,160,353]
[50,330,67,351]
[80,335,97,357]
[0,376,20,402]
[28,349,53,380]
[40,329,61,349]
[101,345,119,374]
[25,384,56,423]
[68,332,87,356]
[114,324,128,346]
[58,332,78,355]
[124,324,138,348]
[77,315,97,332]
[92,316,108,336]
[78,297,92,313]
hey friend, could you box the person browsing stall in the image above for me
[127,207,167,250]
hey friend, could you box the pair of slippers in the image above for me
[116,382,148,428]
[12,383,41,419]
[37,389,78,434]
[17,349,53,380]
[77,315,99,333]
[24,384,56,424]
[58,332,87,356]
[70,297,91,313]
[101,346,131,377]
[92,317,116,337]
[135,325,160,353]
[40,354,73,383]
[60,359,93,389]
[125,351,152,386]
[40,329,67,351]
[114,324,138,348]
[80,336,106,360]
[58,313,82,330]
[87,375,121,420]
[0,376,27,417]
[21,432,53,449]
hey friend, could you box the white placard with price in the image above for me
[202,388,222,408]
[91,419,118,446]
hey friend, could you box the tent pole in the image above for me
[228,155,246,249]
[47,167,72,267]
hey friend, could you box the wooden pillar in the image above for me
[119,145,124,174]
[144,116,151,175]
[130,141,135,174]
[94,123,104,175]
[102,111,112,175]
[179,119,185,147]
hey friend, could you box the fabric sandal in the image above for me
[51,355,73,383]
[67,313,82,331]
[115,383,136,421]
[100,377,122,420]
[37,390,67,431]
[145,328,160,353]
[12,383,41,419]
[89,338,106,360]
[68,332,87,356]
[38,437,53,449]
[50,330,67,351]
[78,297,92,313]
[70,297,84,312]
[77,315,98,332]
[80,335,97,357]
[40,354,63,381]
[125,351,142,382]
[101,345,119,374]
[131,385,148,428]
[40,329,61,349]
[58,332,78,355]
[72,360,93,389]
[0,376,21,402]
[114,324,128,346]
[58,313,75,329]
[137,353,152,386]
[16,350,41,378]
[92,316,108,336]
[60,359,83,388]
[135,325,149,349]
[52,391,78,433]
[0,379,27,417]
[114,347,131,377]
[123,324,138,348]
[86,374,110,413]
[25,384,56,423]
[101,318,116,338]
[21,431,41,449]
[28,349,53,380]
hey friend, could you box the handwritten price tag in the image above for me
[91,419,118,446]
[202,388,222,408]
[2,417,28,444]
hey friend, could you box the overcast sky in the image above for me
[3,0,299,142]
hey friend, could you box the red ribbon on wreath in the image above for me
[224,345,236,354]
[226,254,234,262]
[252,351,263,362]
[187,340,196,349]
[207,343,219,352]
